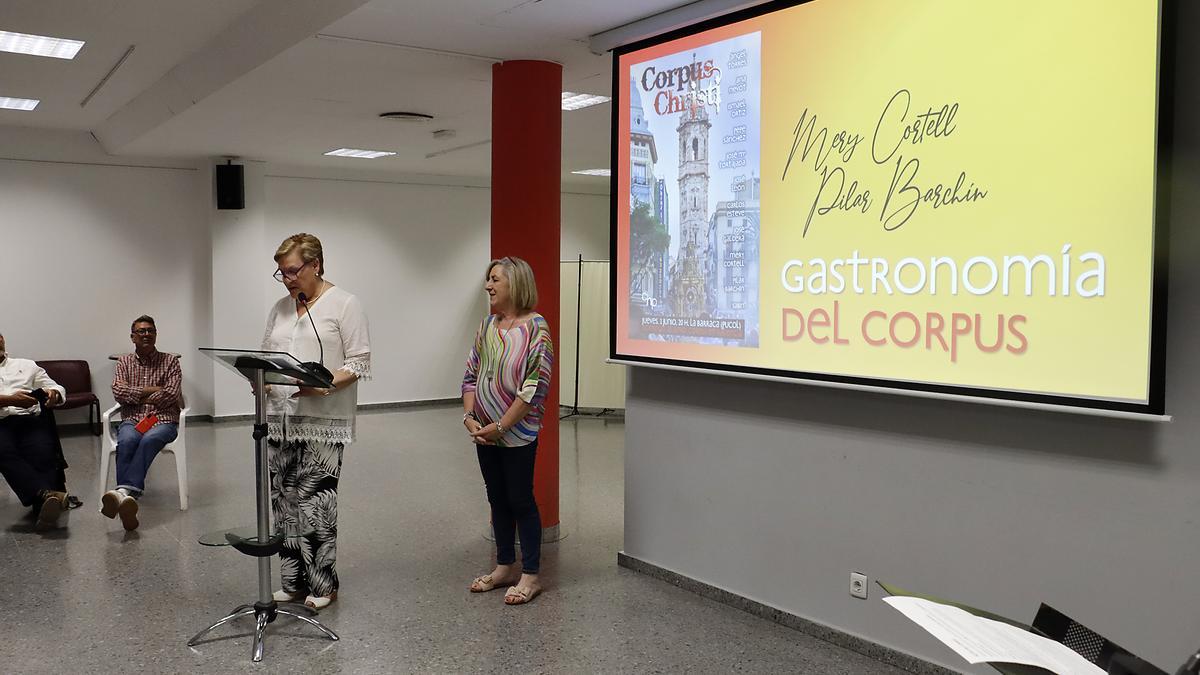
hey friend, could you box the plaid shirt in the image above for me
[112,351,182,426]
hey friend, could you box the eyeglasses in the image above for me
[133,328,157,335]
[273,260,314,282]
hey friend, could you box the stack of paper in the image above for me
[883,596,1105,675]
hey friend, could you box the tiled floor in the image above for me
[0,406,912,674]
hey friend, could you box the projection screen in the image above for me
[609,0,1172,417]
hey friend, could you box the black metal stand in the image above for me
[89,398,102,436]
[188,366,338,661]
[561,254,585,421]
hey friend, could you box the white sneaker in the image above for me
[117,494,139,531]
[100,490,122,518]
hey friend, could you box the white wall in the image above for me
[560,260,625,410]
[209,160,272,417]
[559,190,619,410]
[622,9,1200,673]
[561,191,610,262]
[263,173,491,406]
[255,172,609,412]
[0,129,213,425]
[0,132,611,419]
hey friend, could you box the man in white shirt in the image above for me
[0,332,70,530]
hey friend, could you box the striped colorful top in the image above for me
[462,313,553,447]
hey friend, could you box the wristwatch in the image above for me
[463,411,477,423]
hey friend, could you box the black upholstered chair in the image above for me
[36,359,101,436]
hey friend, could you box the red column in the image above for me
[491,60,562,536]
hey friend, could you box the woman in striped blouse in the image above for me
[461,256,554,606]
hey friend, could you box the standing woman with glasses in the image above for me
[462,256,554,605]
[261,233,371,610]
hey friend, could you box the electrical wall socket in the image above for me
[849,572,868,599]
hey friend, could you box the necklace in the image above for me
[297,280,328,316]
[498,313,517,332]
[302,280,329,305]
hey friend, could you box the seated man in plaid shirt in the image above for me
[104,315,182,531]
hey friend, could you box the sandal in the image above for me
[469,574,516,593]
[304,590,338,610]
[504,585,541,605]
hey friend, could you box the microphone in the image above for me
[297,291,334,386]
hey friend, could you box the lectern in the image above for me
[189,348,338,662]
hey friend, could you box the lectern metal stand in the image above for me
[190,349,339,662]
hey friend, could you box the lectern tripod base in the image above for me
[188,599,338,662]
[192,351,342,663]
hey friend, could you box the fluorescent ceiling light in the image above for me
[324,148,396,159]
[0,30,85,59]
[0,96,39,111]
[562,92,611,111]
[571,169,610,176]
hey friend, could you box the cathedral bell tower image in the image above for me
[669,86,712,318]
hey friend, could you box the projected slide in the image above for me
[612,1,1167,414]
[626,32,762,347]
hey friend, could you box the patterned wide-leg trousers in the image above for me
[268,437,344,597]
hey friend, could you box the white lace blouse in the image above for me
[261,285,371,444]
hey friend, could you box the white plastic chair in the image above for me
[100,404,189,510]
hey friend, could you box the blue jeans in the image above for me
[477,440,541,574]
[116,420,178,496]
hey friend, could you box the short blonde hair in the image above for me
[487,257,538,311]
[274,233,325,275]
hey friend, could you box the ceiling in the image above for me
[0,0,704,189]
